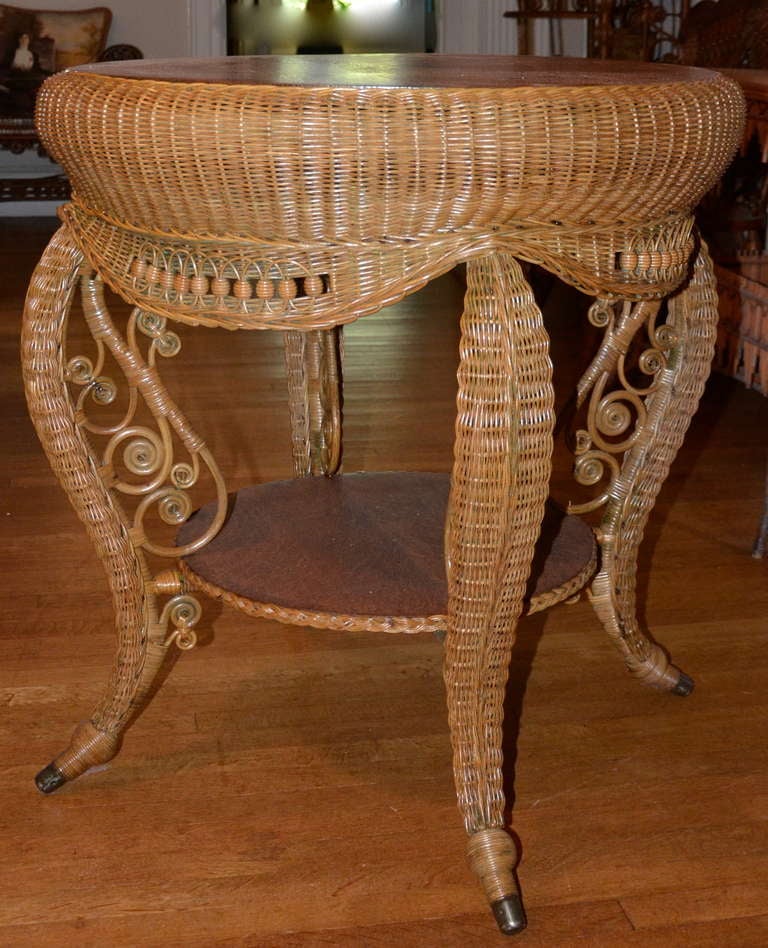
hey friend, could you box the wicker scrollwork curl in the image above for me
[64,274,228,559]
[568,297,676,514]
[160,593,202,650]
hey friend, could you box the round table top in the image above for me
[42,51,744,323]
[76,53,719,90]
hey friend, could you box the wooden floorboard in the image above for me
[1,218,767,946]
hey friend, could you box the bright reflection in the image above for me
[274,52,401,86]
[228,0,426,55]
[283,1,400,8]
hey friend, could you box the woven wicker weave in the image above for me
[22,55,743,935]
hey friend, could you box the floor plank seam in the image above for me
[618,899,638,932]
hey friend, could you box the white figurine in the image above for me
[12,33,35,72]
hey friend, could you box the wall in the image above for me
[438,0,517,54]
[437,0,587,56]
[105,0,226,60]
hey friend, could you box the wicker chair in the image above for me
[679,0,768,69]
[680,2,768,556]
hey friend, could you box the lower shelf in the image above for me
[178,472,597,633]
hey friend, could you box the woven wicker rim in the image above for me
[179,546,598,634]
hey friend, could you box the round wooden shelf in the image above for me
[178,472,597,633]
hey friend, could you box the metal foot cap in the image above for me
[491,895,527,935]
[35,764,66,794]
[672,671,695,697]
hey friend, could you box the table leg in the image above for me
[22,226,218,792]
[444,252,555,935]
[589,244,720,691]
[283,328,343,476]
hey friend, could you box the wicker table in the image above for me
[22,55,743,936]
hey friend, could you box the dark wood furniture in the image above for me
[504,1,691,61]
[0,43,141,202]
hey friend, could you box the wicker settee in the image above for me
[0,4,140,201]
[679,0,768,555]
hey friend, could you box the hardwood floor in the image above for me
[1,218,766,946]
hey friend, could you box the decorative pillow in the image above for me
[0,5,110,117]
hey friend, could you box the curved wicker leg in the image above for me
[283,328,343,476]
[22,227,167,792]
[589,244,719,693]
[444,252,555,934]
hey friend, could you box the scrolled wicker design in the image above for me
[23,55,745,934]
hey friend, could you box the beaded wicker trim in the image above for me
[60,202,699,331]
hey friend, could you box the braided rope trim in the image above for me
[178,545,597,635]
[66,197,694,255]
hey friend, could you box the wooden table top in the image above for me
[75,53,719,90]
